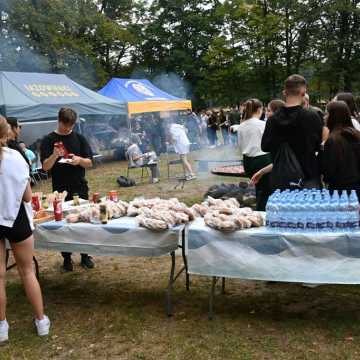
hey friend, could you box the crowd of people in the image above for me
[1,73,360,343]
[237,74,360,214]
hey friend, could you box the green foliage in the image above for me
[0,0,359,105]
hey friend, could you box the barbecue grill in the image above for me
[211,165,246,177]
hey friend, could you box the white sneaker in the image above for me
[35,315,50,337]
[185,174,197,181]
[0,320,9,344]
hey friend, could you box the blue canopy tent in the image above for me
[98,78,192,116]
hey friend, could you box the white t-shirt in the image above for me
[169,124,190,155]
[0,147,33,228]
[127,144,143,167]
[236,117,268,157]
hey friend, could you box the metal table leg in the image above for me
[221,277,226,294]
[166,236,191,316]
[209,276,219,320]
[5,249,10,269]
[180,230,190,291]
[166,251,176,317]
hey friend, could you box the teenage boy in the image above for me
[261,74,324,188]
[40,108,94,272]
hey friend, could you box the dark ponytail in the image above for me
[243,99,263,121]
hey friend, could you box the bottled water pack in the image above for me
[265,189,359,233]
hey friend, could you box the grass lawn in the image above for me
[3,148,360,359]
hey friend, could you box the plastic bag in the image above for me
[116,176,136,187]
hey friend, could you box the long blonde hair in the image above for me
[0,116,9,159]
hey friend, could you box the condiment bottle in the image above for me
[73,193,80,206]
[108,190,118,202]
[92,192,100,204]
[53,198,63,221]
[32,195,40,211]
[99,204,108,224]
[41,196,49,209]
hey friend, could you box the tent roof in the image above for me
[0,71,126,122]
[98,78,191,115]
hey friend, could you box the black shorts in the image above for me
[0,204,33,243]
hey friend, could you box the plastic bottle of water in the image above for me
[327,191,337,232]
[348,190,359,231]
[270,194,280,231]
[265,194,272,228]
[322,192,332,232]
[297,194,306,232]
[305,194,317,232]
[315,192,326,232]
[287,195,296,232]
[266,193,278,230]
[278,194,287,230]
[349,190,360,231]
[330,190,340,232]
[338,192,349,232]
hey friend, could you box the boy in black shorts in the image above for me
[41,108,94,272]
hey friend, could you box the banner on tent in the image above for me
[23,84,80,98]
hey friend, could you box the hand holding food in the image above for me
[53,145,64,158]
[69,155,81,166]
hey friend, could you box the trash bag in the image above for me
[270,142,304,191]
[116,176,136,187]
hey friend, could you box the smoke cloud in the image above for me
[152,72,191,99]
[0,29,51,73]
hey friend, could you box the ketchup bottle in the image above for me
[53,199,63,221]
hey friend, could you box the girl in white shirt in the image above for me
[0,116,50,343]
[169,121,196,180]
[236,99,272,210]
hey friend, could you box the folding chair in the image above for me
[31,167,48,185]
[126,164,151,182]
[165,143,184,179]
[92,154,104,168]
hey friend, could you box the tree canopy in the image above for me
[0,0,359,107]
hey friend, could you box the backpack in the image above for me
[116,176,136,187]
[270,142,304,191]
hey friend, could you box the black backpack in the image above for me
[116,176,136,187]
[270,142,304,191]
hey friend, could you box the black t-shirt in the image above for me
[40,131,93,195]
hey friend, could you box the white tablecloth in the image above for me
[34,217,182,257]
[187,218,360,284]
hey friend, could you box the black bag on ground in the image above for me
[116,176,136,187]
[270,143,304,191]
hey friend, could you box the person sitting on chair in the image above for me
[19,141,37,173]
[126,135,160,184]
